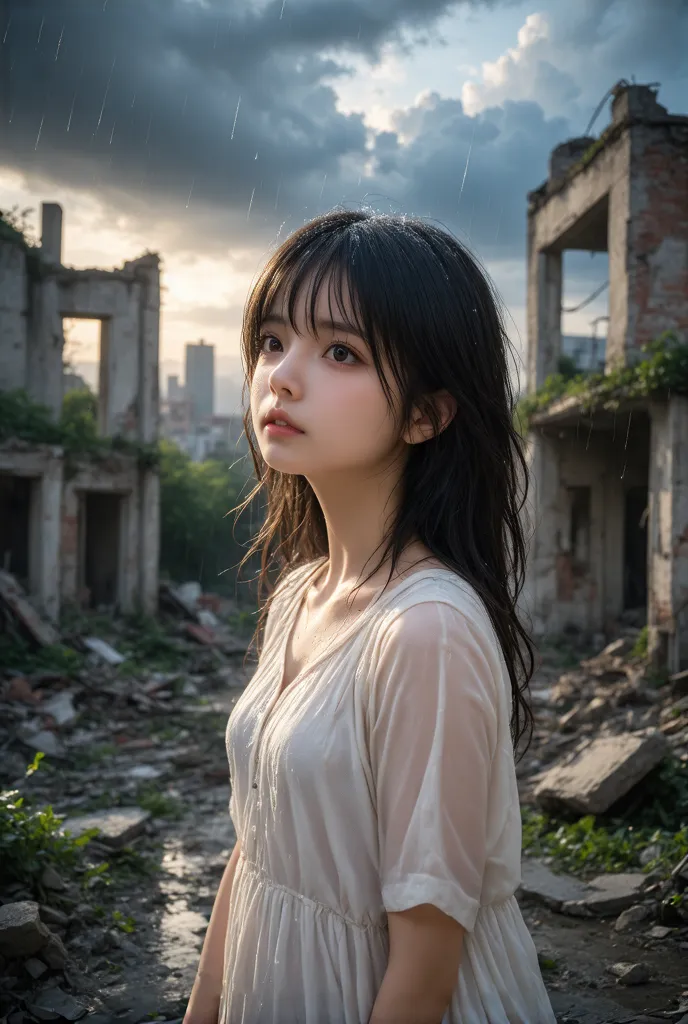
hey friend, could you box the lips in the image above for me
[263,408,304,432]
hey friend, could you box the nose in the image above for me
[268,340,304,399]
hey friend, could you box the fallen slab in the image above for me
[60,807,151,849]
[533,730,669,814]
[519,858,589,911]
[562,871,647,917]
[0,569,59,646]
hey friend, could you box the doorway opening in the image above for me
[82,493,122,608]
[0,475,33,587]
[623,486,648,611]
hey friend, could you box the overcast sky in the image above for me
[2,0,687,408]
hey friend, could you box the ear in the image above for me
[403,390,457,445]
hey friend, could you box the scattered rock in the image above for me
[519,859,590,911]
[41,865,67,892]
[83,637,126,665]
[646,924,673,939]
[17,727,67,759]
[0,901,52,957]
[6,676,40,704]
[26,986,88,1021]
[39,904,70,928]
[533,730,669,814]
[614,903,650,932]
[40,932,69,969]
[562,872,647,917]
[41,690,79,727]
[24,956,49,979]
[60,807,151,849]
[608,960,650,985]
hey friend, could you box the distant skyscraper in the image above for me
[185,339,215,426]
[167,374,184,401]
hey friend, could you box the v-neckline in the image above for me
[272,559,458,713]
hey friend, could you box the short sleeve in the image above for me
[368,600,499,933]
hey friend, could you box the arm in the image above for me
[369,904,464,1024]
[184,839,242,1024]
[367,602,499,1024]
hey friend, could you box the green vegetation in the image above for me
[0,388,159,468]
[522,756,688,879]
[158,439,256,595]
[632,626,649,659]
[0,635,85,675]
[0,753,99,888]
[516,332,688,432]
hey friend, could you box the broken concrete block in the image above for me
[647,924,672,939]
[24,956,49,979]
[40,865,67,891]
[26,987,88,1021]
[614,903,650,932]
[18,726,67,759]
[60,807,151,848]
[0,901,51,957]
[563,872,647,917]
[608,961,650,985]
[533,731,669,814]
[518,859,590,911]
[41,691,78,727]
[40,932,68,969]
[83,637,125,665]
[39,904,70,927]
[0,570,59,646]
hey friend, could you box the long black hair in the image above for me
[236,209,534,751]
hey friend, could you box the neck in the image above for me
[308,456,406,591]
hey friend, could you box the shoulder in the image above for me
[369,572,504,698]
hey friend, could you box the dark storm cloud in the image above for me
[1,0,685,278]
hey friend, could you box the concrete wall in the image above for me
[527,88,688,391]
[524,419,649,640]
[648,397,688,672]
[0,204,162,619]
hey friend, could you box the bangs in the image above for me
[242,215,405,407]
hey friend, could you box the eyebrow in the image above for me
[261,312,364,338]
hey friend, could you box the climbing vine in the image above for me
[517,332,688,432]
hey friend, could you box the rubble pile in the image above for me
[516,631,688,1009]
[0,573,253,1023]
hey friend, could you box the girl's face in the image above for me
[250,275,406,480]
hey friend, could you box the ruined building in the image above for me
[0,203,161,620]
[524,82,688,671]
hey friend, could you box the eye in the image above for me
[325,342,359,365]
[259,333,282,354]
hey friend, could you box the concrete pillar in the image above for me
[26,276,65,419]
[60,484,80,604]
[647,397,688,672]
[139,469,160,615]
[0,241,29,391]
[40,204,63,266]
[524,431,561,635]
[97,292,141,439]
[527,245,562,394]
[130,256,161,444]
[37,455,63,622]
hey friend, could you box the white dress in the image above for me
[220,559,556,1024]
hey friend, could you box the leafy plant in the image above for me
[0,753,99,888]
[517,332,688,431]
[631,626,649,659]
[522,808,688,879]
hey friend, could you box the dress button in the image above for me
[252,782,258,789]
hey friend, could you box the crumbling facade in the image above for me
[0,203,161,620]
[524,83,688,671]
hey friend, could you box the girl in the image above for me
[184,210,556,1024]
